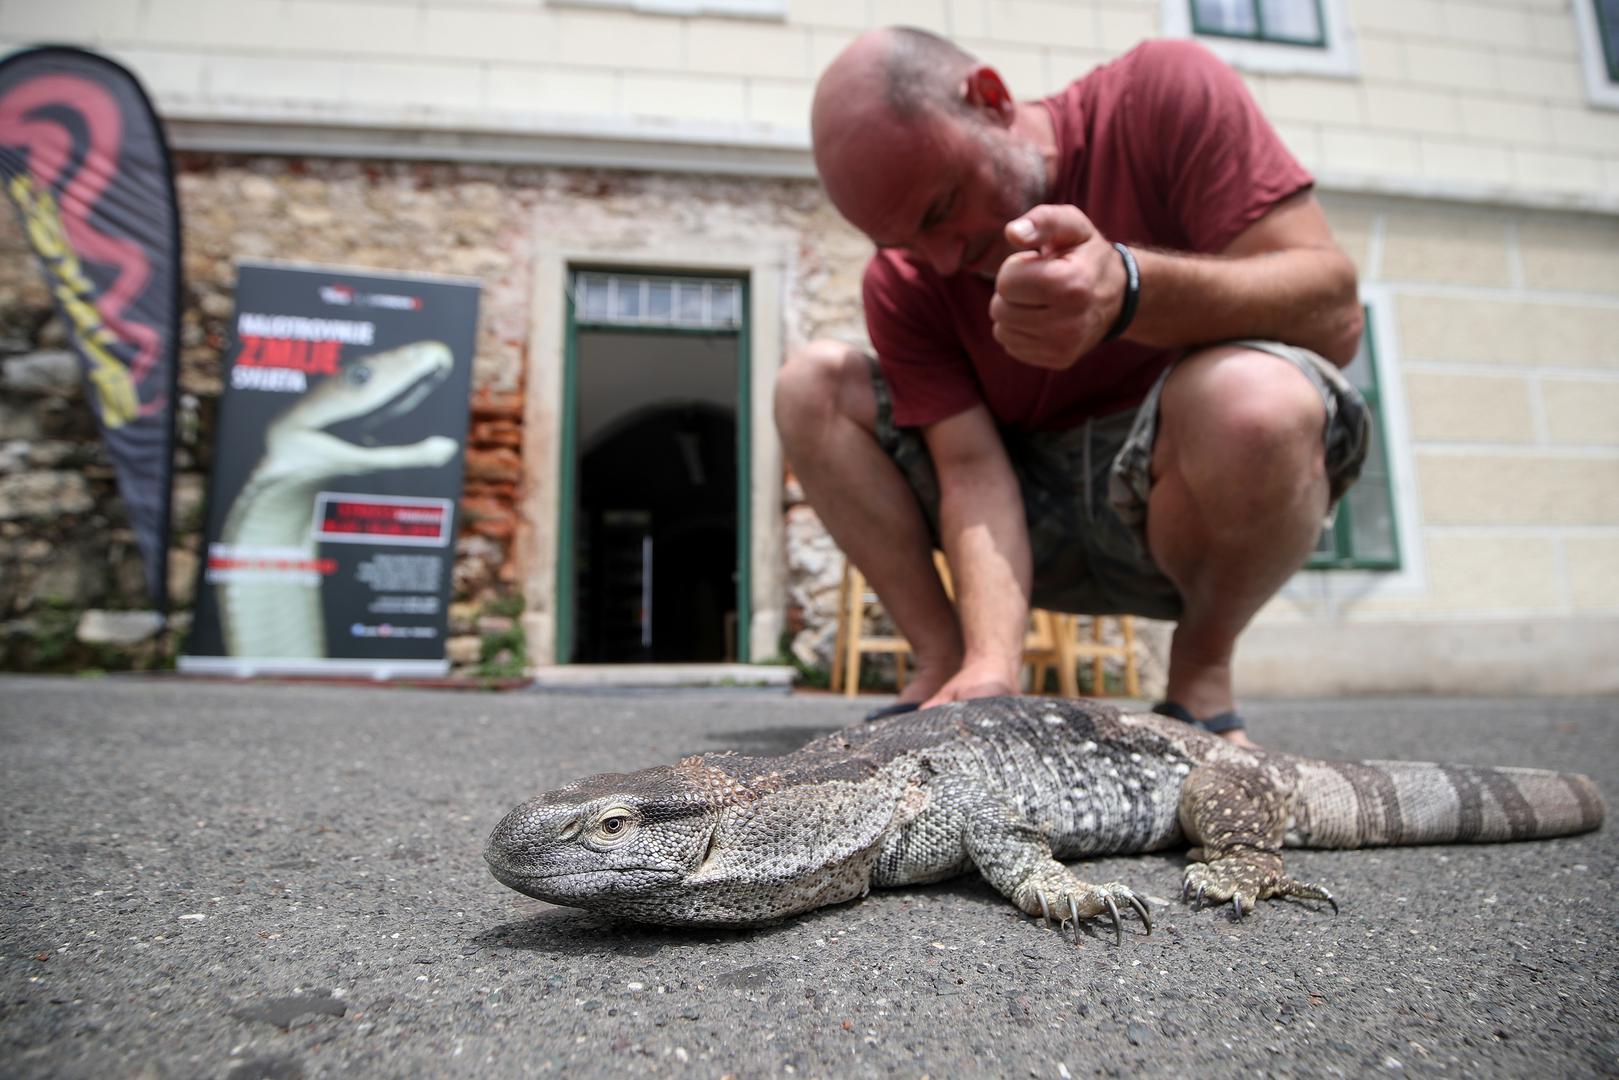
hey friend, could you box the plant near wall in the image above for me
[477,594,527,680]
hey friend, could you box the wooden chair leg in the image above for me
[842,565,866,697]
[1121,615,1140,697]
[1090,617,1106,696]
[830,560,850,693]
[1055,613,1081,698]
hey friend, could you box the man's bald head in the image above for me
[811,26,1050,277]
[812,26,978,144]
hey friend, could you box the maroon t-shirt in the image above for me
[862,39,1313,431]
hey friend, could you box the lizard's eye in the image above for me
[587,808,637,848]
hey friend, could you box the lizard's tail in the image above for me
[1288,760,1605,849]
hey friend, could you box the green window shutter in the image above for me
[1307,308,1402,572]
[1190,0,1328,47]
[1598,0,1619,82]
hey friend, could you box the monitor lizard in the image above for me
[485,697,1604,942]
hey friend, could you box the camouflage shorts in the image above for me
[869,340,1370,621]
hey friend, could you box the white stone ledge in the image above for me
[526,663,795,689]
[154,99,1619,213]
[164,104,818,178]
[1236,616,1619,696]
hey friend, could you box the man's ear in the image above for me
[962,65,1016,124]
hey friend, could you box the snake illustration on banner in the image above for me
[211,341,459,659]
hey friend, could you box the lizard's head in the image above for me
[483,765,717,911]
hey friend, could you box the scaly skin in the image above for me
[484,697,1605,941]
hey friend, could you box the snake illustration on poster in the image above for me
[181,262,479,679]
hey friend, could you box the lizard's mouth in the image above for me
[485,859,681,900]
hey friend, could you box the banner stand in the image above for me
[180,261,479,680]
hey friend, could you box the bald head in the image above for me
[810,26,1051,277]
[812,27,978,145]
[811,28,985,234]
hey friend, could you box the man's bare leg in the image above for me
[774,341,964,703]
[1146,345,1332,745]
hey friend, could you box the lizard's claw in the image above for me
[1182,856,1338,918]
[1275,878,1339,914]
[1017,877,1152,945]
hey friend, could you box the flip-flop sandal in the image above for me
[1152,700,1245,735]
[863,701,923,723]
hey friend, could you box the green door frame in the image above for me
[556,270,752,664]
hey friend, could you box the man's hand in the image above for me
[990,204,1126,369]
[921,657,1021,709]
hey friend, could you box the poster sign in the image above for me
[0,45,181,611]
[180,262,478,678]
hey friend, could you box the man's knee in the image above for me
[774,339,874,437]
[1157,346,1326,473]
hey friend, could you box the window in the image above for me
[1599,0,1619,81]
[1190,0,1327,47]
[572,271,743,331]
[1575,0,1619,108]
[1307,308,1400,571]
[1162,0,1357,77]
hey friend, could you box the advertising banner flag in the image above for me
[180,262,479,679]
[0,45,182,611]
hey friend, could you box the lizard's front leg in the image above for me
[933,775,1152,944]
[1179,763,1337,917]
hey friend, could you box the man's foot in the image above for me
[1152,701,1255,746]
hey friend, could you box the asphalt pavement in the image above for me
[1,675,1615,1079]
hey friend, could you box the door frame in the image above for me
[517,238,788,668]
[560,289,748,664]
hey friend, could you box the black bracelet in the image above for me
[1103,242,1140,342]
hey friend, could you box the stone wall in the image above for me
[0,151,872,677]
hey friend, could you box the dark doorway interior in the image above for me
[571,329,738,663]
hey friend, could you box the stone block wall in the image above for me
[1241,194,1619,696]
[0,150,872,677]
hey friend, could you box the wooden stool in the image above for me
[831,554,953,697]
[1051,613,1141,698]
[831,555,1140,699]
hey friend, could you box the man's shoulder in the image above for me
[1047,38,1231,101]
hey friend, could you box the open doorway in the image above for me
[562,271,748,664]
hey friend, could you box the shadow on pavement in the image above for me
[473,907,810,958]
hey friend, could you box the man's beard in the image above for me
[997,136,1050,218]
[970,134,1051,279]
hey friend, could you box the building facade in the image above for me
[1,0,1616,692]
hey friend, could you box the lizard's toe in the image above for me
[1017,875,1151,944]
[1182,860,1260,916]
[1183,859,1338,917]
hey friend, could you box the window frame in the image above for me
[1574,0,1619,109]
[1305,305,1401,572]
[1161,0,1359,78]
[1189,0,1330,49]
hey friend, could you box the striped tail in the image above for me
[1288,760,1605,849]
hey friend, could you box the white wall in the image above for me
[4,0,1616,208]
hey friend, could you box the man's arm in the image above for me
[919,403,1032,706]
[991,192,1363,369]
[1132,192,1362,364]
